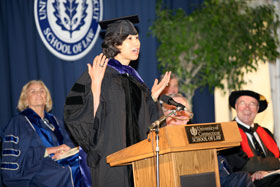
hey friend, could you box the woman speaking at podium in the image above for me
[64,15,170,187]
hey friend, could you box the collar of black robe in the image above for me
[238,122,259,134]
[21,108,64,145]
[108,59,144,84]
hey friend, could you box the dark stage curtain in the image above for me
[0,0,213,133]
[0,0,159,128]
[0,1,214,185]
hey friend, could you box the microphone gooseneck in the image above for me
[160,95,185,110]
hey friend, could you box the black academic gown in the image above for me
[64,62,162,187]
[221,122,280,173]
[220,122,280,187]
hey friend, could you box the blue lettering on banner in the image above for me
[34,0,103,61]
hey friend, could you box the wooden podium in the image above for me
[107,122,241,187]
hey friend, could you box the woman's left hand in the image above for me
[151,71,171,101]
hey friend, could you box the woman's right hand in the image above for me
[46,144,71,159]
[87,53,108,89]
[87,53,108,116]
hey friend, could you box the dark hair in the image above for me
[101,20,138,58]
[101,33,129,59]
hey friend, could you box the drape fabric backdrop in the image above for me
[0,0,213,132]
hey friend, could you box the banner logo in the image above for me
[34,0,102,61]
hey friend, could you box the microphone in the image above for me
[148,115,167,130]
[160,95,185,110]
[148,109,177,130]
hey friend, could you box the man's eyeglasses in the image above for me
[237,101,259,109]
[163,108,194,119]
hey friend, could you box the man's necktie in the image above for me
[249,125,266,157]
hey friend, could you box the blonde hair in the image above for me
[17,80,53,112]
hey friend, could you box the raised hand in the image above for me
[87,53,108,89]
[87,53,109,116]
[151,71,171,101]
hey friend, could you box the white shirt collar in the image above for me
[235,116,253,129]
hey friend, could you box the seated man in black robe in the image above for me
[221,90,280,187]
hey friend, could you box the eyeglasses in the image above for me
[237,101,259,109]
[163,108,194,119]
